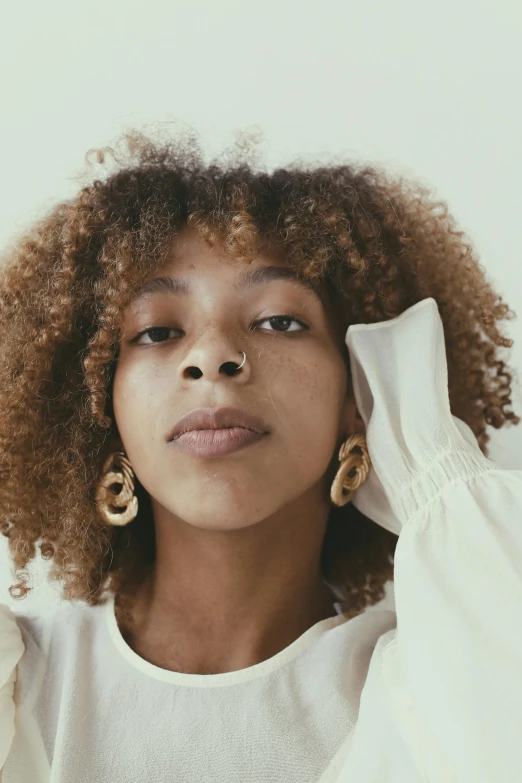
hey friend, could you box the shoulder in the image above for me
[0,600,69,771]
[0,598,98,707]
[0,596,106,768]
[0,602,26,770]
[0,602,25,681]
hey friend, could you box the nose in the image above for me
[179,344,251,383]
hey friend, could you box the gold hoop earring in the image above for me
[330,434,371,507]
[95,451,138,526]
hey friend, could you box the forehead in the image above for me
[132,227,321,301]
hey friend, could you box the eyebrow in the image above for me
[132,265,319,302]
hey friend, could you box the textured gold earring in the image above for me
[95,451,138,526]
[330,434,371,507]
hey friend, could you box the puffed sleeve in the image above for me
[0,603,25,771]
[347,297,522,781]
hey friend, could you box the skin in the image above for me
[112,226,365,675]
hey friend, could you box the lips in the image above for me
[170,427,266,458]
[166,406,269,442]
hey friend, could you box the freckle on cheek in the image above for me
[291,363,325,394]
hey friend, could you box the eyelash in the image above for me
[130,315,309,345]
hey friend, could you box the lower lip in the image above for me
[169,427,267,457]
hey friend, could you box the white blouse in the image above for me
[1,296,521,782]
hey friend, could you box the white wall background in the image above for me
[0,0,521,615]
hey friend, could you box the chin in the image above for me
[168,490,266,527]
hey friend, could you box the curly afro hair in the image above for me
[0,124,519,628]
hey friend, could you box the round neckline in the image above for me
[104,591,348,688]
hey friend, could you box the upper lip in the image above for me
[167,406,270,441]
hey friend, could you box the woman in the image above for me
[0,128,520,781]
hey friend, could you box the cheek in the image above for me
[112,362,162,446]
[264,353,346,463]
[271,352,344,415]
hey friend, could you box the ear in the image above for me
[342,390,366,437]
[100,433,126,463]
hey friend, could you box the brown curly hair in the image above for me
[1,125,519,629]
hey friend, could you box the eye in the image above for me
[132,327,179,345]
[130,315,308,345]
[253,315,308,333]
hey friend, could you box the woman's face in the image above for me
[113,227,356,531]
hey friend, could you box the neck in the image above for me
[120,492,339,675]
